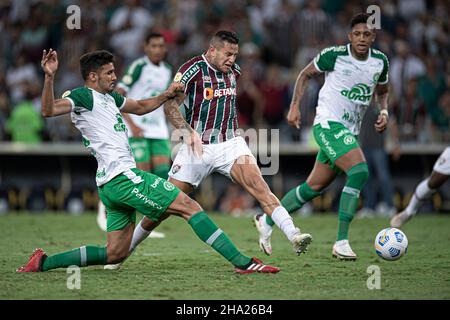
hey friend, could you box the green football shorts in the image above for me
[128,138,171,163]
[98,168,180,232]
[313,121,360,172]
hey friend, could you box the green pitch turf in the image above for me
[1,212,449,300]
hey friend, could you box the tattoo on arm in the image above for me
[164,95,193,132]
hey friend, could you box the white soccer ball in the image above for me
[374,228,408,261]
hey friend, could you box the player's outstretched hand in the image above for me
[41,49,58,76]
[165,82,185,98]
[375,113,388,133]
[185,129,203,158]
[287,105,301,129]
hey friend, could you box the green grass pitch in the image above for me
[1,212,449,300]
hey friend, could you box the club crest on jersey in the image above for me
[172,164,181,174]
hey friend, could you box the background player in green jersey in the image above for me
[97,32,171,238]
[16,49,280,275]
[254,13,390,260]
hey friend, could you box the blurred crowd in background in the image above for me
[0,0,448,145]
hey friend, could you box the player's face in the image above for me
[348,23,375,57]
[211,42,239,73]
[145,37,167,64]
[97,63,117,93]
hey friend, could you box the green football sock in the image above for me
[188,211,251,268]
[337,163,369,241]
[265,182,321,227]
[42,246,107,271]
[152,163,170,179]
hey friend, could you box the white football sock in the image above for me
[405,178,434,216]
[129,219,151,252]
[270,206,299,242]
[261,213,273,231]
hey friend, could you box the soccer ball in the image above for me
[374,228,408,261]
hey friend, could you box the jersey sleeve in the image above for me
[378,54,389,85]
[232,63,241,80]
[117,59,145,92]
[174,58,201,94]
[109,91,127,109]
[313,46,340,72]
[62,87,93,113]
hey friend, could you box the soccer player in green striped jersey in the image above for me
[255,13,391,260]
[104,30,313,270]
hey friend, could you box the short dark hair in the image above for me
[350,13,370,29]
[211,30,239,47]
[145,32,164,43]
[79,50,114,80]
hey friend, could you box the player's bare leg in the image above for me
[105,178,192,270]
[391,171,449,228]
[231,155,312,255]
[164,189,279,273]
[18,223,134,272]
[256,160,336,254]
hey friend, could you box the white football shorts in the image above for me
[169,136,255,188]
[433,147,450,175]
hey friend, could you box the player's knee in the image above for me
[141,216,158,231]
[182,195,203,217]
[346,162,369,190]
[106,246,128,264]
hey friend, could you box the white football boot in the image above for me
[390,210,412,228]
[332,240,357,260]
[148,230,166,238]
[104,249,135,270]
[253,214,273,255]
[291,228,313,255]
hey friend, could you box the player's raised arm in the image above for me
[374,83,389,133]
[41,49,72,117]
[120,82,183,115]
[287,61,322,129]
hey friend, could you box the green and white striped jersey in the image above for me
[313,44,389,135]
[117,56,172,139]
[63,87,136,186]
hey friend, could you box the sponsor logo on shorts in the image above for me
[163,181,175,191]
[132,188,162,209]
[334,129,350,139]
[151,177,162,189]
[172,164,181,174]
[319,132,337,158]
[343,135,355,145]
